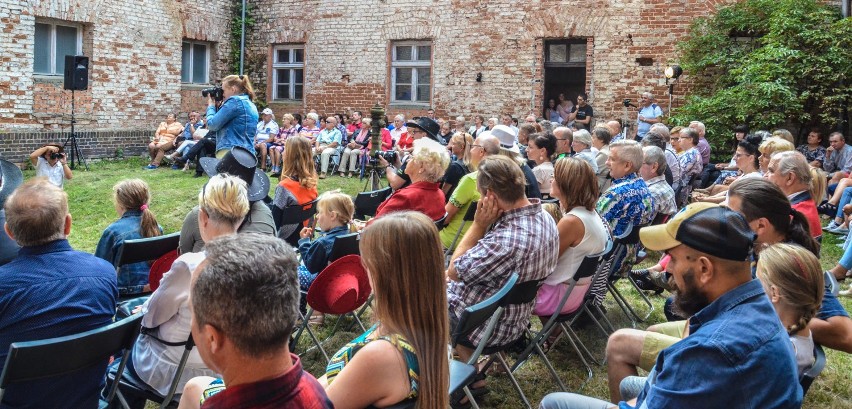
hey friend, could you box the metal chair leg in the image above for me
[496,352,532,409]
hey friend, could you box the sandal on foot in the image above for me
[450,372,488,409]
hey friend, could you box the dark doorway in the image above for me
[543,39,588,119]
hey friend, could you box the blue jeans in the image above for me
[835,187,852,220]
[539,393,613,409]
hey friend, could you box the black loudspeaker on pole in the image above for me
[62,55,89,171]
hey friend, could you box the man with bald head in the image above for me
[0,178,117,408]
[607,120,624,142]
[553,126,573,160]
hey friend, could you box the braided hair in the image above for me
[756,243,824,336]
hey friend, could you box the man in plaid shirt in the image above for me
[447,155,559,363]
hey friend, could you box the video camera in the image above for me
[623,99,633,107]
[201,86,225,102]
[369,150,398,167]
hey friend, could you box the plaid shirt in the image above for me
[596,172,653,237]
[448,200,559,347]
[645,176,677,219]
[202,354,333,409]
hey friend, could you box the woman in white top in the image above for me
[526,133,557,197]
[254,108,279,171]
[29,144,72,188]
[467,115,487,137]
[390,114,407,144]
[755,243,823,377]
[534,157,608,316]
[130,174,250,400]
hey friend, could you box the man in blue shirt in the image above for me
[636,92,663,141]
[0,178,118,409]
[541,203,802,409]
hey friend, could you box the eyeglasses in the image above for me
[671,137,681,141]
[409,128,426,134]
[471,144,483,150]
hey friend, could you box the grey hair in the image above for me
[477,133,501,155]
[642,92,655,101]
[689,121,706,134]
[192,233,300,357]
[306,112,319,122]
[643,146,668,176]
[610,140,644,173]
[773,151,812,186]
[649,123,671,141]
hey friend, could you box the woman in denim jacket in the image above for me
[205,75,259,158]
[94,179,162,295]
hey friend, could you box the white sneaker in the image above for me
[824,221,839,232]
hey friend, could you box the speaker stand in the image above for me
[63,89,89,171]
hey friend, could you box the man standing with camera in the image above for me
[29,144,72,188]
[636,92,663,141]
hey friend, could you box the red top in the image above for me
[366,128,393,151]
[202,354,333,409]
[790,196,822,238]
[397,132,413,150]
[375,181,446,221]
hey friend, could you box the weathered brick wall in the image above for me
[245,0,746,126]
[0,0,232,133]
[0,129,152,168]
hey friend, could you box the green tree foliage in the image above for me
[671,0,851,149]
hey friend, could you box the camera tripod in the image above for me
[63,89,89,170]
[361,161,385,192]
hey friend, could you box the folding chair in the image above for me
[434,213,448,230]
[510,240,614,391]
[114,232,181,270]
[111,333,195,409]
[278,198,319,247]
[800,344,826,395]
[825,270,840,297]
[451,273,519,409]
[444,201,478,258]
[635,213,669,264]
[328,232,360,262]
[0,314,143,407]
[607,223,654,325]
[354,187,392,219]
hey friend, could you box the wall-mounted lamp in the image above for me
[476,73,482,83]
[664,65,683,79]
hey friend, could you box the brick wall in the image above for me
[245,0,751,128]
[0,0,232,132]
[0,129,152,168]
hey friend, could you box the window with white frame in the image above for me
[271,45,305,101]
[391,41,431,104]
[33,21,82,75]
[181,41,210,84]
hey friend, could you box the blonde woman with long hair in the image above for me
[272,136,319,246]
[205,74,259,158]
[442,132,474,198]
[320,211,449,409]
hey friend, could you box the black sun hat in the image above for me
[199,146,270,202]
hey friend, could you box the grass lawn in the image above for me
[39,158,852,408]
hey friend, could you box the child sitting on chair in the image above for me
[94,179,162,295]
[298,191,355,296]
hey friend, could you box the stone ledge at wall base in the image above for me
[0,129,151,169]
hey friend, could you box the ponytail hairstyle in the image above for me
[756,243,823,336]
[727,178,819,256]
[222,74,256,101]
[737,134,762,170]
[113,179,161,238]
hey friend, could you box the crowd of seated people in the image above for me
[5,99,852,409]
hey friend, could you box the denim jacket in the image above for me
[297,225,350,275]
[94,210,162,294]
[626,279,802,409]
[206,94,258,154]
